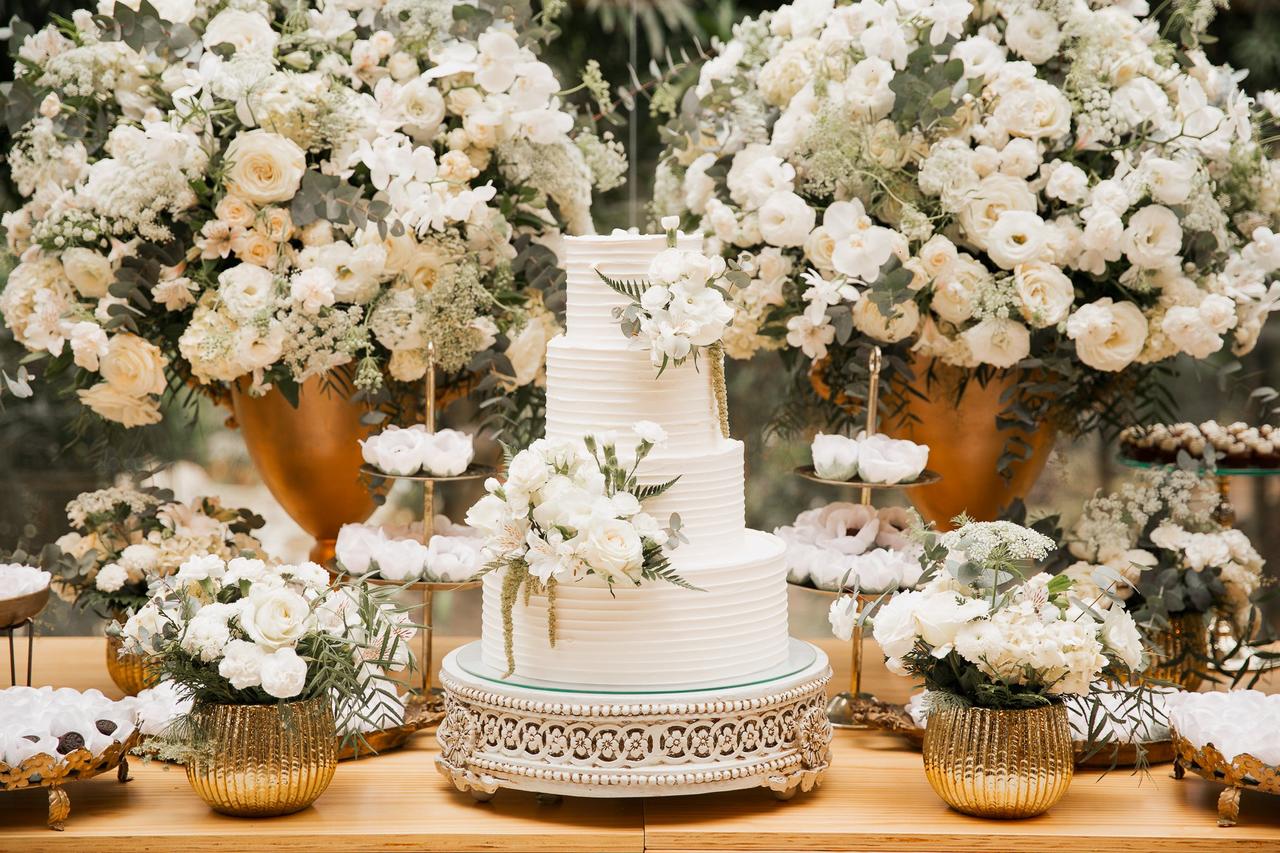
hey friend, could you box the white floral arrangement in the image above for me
[776,502,922,593]
[657,0,1280,443]
[48,487,267,618]
[595,218,742,372]
[359,425,475,477]
[0,563,51,600]
[335,516,483,583]
[1065,467,1264,630]
[465,421,694,673]
[837,519,1145,708]
[119,556,415,731]
[1165,690,1280,766]
[0,0,625,427]
[811,432,929,484]
[0,686,137,767]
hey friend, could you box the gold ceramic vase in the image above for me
[105,632,157,697]
[882,355,1056,528]
[923,702,1073,819]
[185,696,337,817]
[1143,611,1208,691]
[230,374,376,564]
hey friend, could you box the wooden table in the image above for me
[3,637,1278,853]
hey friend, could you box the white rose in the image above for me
[961,317,1031,369]
[959,174,1037,246]
[465,493,510,537]
[996,80,1072,141]
[371,537,429,582]
[812,432,860,481]
[998,138,1041,179]
[1114,78,1169,129]
[918,235,958,280]
[238,587,312,651]
[218,639,268,690]
[633,420,668,446]
[1142,157,1195,206]
[259,646,308,699]
[871,589,923,660]
[335,523,385,574]
[986,210,1049,270]
[95,562,129,593]
[910,590,990,656]
[1004,9,1062,65]
[504,448,551,495]
[1161,305,1222,359]
[951,35,1006,82]
[203,9,278,54]
[804,226,837,270]
[852,297,919,343]
[421,428,474,477]
[360,425,429,476]
[77,384,162,427]
[225,130,306,205]
[578,518,644,584]
[758,191,815,248]
[856,433,930,485]
[1014,262,1075,328]
[61,248,114,298]
[1124,205,1183,270]
[1101,606,1145,672]
[1066,298,1149,372]
[828,594,859,642]
[218,263,277,320]
[99,333,168,397]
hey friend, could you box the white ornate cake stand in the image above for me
[435,640,833,800]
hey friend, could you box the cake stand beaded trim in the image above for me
[435,641,833,800]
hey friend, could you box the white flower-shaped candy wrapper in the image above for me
[809,433,930,485]
[0,563,51,600]
[0,686,137,766]
[360,426,475,477]
[776,503,923,593]
[811,433,860,481]
[336,519,483,583]
[132,681,194,737]
[1165,690,1280,766]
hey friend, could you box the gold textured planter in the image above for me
[185,696,337,817]
[105,632,157,697]
[923,702,1073,819]
[1143,611,1208,691]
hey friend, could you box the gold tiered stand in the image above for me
[791,346,940,729]
[351,343,492,743]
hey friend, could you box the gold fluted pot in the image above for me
[230,374,376,564]
[923,702,1073,819]
[883,354,1056,528]
[105,632,157,697]
[1143,611,1209,691]
[185,696,337,817]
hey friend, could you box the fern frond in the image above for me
[634,476,680,501]
[595,269,650,301]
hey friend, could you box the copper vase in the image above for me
[105,632,157,697]
[883,354,1056,528]
[185,696,337,817]
[1143,611,1208,691]
[924,702,1073,819]
[230,374,376,563]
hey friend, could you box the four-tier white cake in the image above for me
[478,232,791,689]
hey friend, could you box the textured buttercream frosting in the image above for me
[483,231,791,688]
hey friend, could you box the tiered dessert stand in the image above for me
[352,343,490,745]
[790,346,940,729]
[1,584,48,687]
[435,639,833,801]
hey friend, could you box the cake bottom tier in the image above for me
[480,529,789,689]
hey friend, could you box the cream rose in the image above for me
[961,317,1031,369]
[225,130,306,205]
[61,248,114,299]
[77,383,162,427]
[1066,298,1149,372]
[215,194,256,228]
[231,228,278,268]
[238,587,312,651]
[578,518,644,585]
[1014,262,1074,328]
[997,80,1072,141]
[100,333,167,397]
[958,174,1037,246]
[853,297,919,343]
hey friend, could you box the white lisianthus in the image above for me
[961,317,1031,369]
[259,646,308,699]
[1123,205,1183,270]
[811,432,860,481]
[1004,9,1062,65]
[1066,298,1149,372]
[238,587,312,651]
[986,210,1049,270]
[758,191,815,247]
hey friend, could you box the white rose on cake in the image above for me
[577,518,644,585]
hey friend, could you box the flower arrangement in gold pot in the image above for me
[839,518,1147,818]
[42,486,266,696]
[1064,467,1266,690]
[117,557,416,816]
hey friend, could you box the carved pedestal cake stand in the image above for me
[436,640,833,800]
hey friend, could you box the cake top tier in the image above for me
[563,230,703,343]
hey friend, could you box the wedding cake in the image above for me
[478,232,791,688]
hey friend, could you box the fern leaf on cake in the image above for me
[633,476,680,501]
[594,268,649,302]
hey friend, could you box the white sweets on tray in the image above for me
[0,563,51,600]
[0,687,137,767]
[811,432,929,485]
[335,516,483,583]
[775,503,923,593]
[360,426,475,477]
[1166,690,1280,766]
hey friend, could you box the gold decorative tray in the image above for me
[338,693,439,761]
[0,730,140,830]
[1172,730,1280,827]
